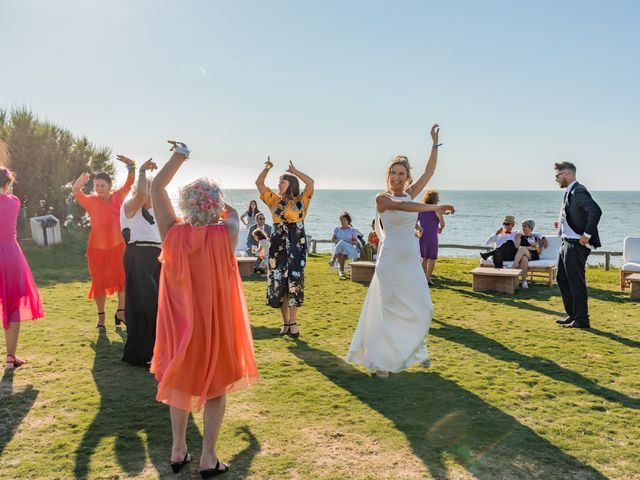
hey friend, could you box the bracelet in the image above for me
[174,145,190,158]
[432,143,443,149]
[127,161,136,173]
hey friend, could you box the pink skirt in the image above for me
[0,240,45,329]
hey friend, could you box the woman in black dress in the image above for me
[255,157,314,338]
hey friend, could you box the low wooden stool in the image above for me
[350,261,376,282]
[628,273,640,300]
[236,257,258,278]
[471,267,521,294]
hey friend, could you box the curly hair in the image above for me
[422,189,439,205]
[339,211,352,225]
[178,177,224,226]
[386,155,412,191]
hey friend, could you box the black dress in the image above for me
[520,235,542,261]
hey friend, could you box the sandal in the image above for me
[96,312,106,330]
[375,369,389,378]
[278,323,290,337]
[287,322,300,339]
[170,452,192,474]
[115,308,126,326]
[5,354,26,369]
[200,460,229,478]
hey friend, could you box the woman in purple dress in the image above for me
[418,189,445,285]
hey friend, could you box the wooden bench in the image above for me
[628,273,640,300]
[350,261,376,282]
[471,267,521,294]
[236,257,258,278]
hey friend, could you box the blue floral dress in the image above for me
[260,187,313,308]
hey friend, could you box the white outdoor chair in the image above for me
[481,235,561,287]
[620,236,640,290]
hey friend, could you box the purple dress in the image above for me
[418,211,439,260]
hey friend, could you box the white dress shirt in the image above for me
[558,180,581,240]
[485,231,517,247]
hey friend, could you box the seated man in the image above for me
[480,215,517,268]
[246,212,272,255]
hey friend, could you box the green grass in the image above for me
[1,230,639,479]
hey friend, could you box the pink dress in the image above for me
[0,194,45,329]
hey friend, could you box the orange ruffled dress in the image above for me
[74,174,134,299]
[151,223,258,412]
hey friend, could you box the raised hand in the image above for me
[430,124,440,145]
[438,204,455,215]
[286,160,296,174]
[167,140,190,158]
[140,158,157,171]
[116,155,134,166]
[264,156,273,170]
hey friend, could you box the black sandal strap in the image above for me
[288,322,297,326]
[97,312,105,315]
[116,309,125,312]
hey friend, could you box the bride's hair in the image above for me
[386,155,412,191]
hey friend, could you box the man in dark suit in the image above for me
[246,211,272,255]
[553,162,602,329]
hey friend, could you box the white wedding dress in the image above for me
[346,193,433,372]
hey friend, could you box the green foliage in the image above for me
[2,247,639,479]
[0,106,113,223]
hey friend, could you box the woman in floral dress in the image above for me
[256,158,314,338]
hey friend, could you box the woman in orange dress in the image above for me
[72,155,135,328]
[150,141,258,478]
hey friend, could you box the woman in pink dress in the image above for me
[0,166,45,369]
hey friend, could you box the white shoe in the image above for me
[328,258,336,267]
[338,271,345,279]
[375,369,389,378]
[522,280,529,289]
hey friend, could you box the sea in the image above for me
[206,190,640,267]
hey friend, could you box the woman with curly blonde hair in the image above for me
[150,141,258,478]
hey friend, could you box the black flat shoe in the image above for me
[115,308,126,326]
[562,321,591,329]
[555,317,573,325]
[200,460,229,478]
[171,452,192,474]
[287,322,300,339]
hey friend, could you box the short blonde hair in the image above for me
[178,177,224,226]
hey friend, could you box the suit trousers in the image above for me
[557,239,591,323]
[487,240,516,268]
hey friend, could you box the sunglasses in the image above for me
[555,171,568,178]
[503,222,514,226]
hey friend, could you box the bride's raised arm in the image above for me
[406,124,441,199]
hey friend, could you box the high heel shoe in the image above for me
[96,311,106,330]
[115,309,126,326]
[200,460,229,478]
[278,323,290,337]
[287,322,300,339]
[170,452,192,474]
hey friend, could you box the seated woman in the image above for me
[251,228,270,272]
[513,219,548,288]
[328,211,360,278]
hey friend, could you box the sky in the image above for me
[1,0,639,192]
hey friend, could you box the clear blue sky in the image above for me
[1,0,638,191]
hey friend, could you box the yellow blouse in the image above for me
[260,187,313,224]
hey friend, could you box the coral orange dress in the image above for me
[74,175,134,298]
[151,223,258,412]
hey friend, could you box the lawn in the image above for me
[1,230,639,479]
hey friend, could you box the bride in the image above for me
[346,124,454,378]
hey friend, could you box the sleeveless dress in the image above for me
[150,223,258,412]
[74,175,134,298]
[0,194,45,329]
[418,211,439,260]
[347,193,433,372]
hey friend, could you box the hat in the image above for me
[522,219,535,230]
[502,215,515,224]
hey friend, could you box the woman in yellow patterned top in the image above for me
[256,157,314,338]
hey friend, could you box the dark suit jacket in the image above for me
[565,182,602,248]
[246,223,273,251]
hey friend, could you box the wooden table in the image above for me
[471,267,521,294]
[628,273,640,299]
[350,261,376,282]
[236,257,258,278]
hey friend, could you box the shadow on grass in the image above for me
[251,325,281,340]
[431,320,639,410]
[0,369,38,456]
[586,328,640,349]
[448,287,564,317]
[74,329,202,479]
[289,340,607,480]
